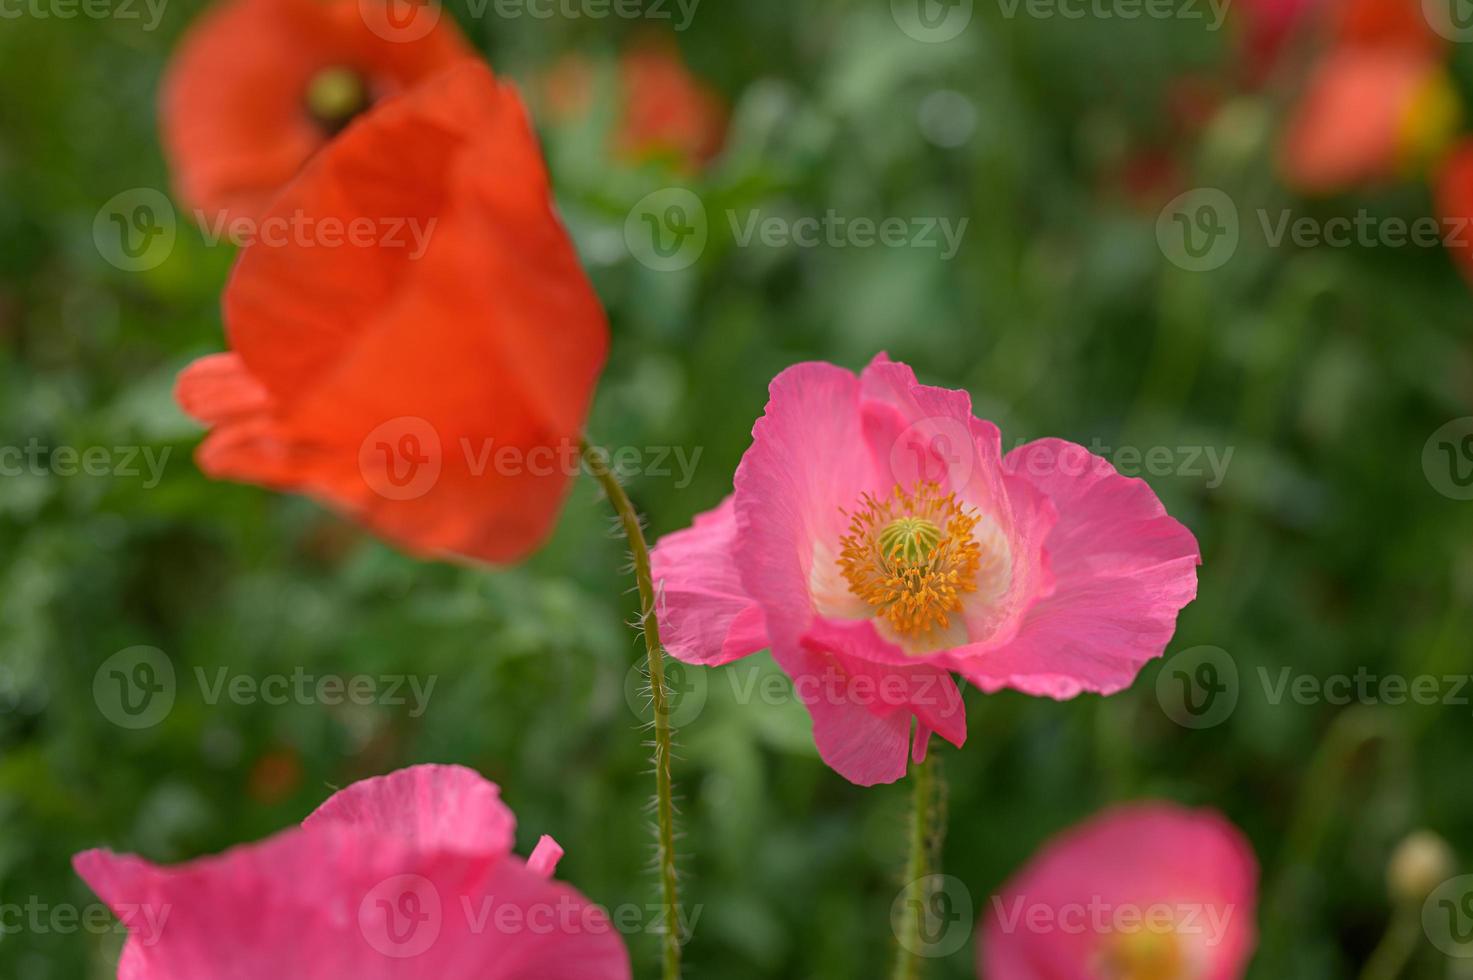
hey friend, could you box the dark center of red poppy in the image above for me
[305,67,371,136]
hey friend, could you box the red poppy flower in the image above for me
[161,0,471,225]
[543,39,725,172]
[1278,46,1458,195]
[175,61,610,565]
[1436,139,1473,281]
[1329,0,1442,53]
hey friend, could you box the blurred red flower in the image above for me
[543,38,725,171]
[175,61,609,565]
[1436,139,1473,281]
[1329,0,1442,53]
[1279,46,1457,195]
[161,0,471,226]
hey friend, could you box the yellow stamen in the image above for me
[306,67,369,135]
[1097,930,1190,980]
[837,483,980,640]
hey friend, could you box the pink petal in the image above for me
[773,639,965,786]
[955,438,1200,698]
[649,496,769,666]
[858,356,1058,657]
[75,825,629,979]
[733,361,886,642]
[303,763,517,858]
[980,803,1258,980]
[527,836,563,879]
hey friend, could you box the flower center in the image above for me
[306,67,370,136]
[837,483,981,639]
[1097,930,1190,980]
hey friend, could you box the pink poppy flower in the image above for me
[980,802,1259,979]
[649,356,1200,786]
[74,764,630,979]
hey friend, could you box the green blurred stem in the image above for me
[581,440,683,980]
[892,752,943,980]
[1359,903,1421,980]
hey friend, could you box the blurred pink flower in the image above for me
[649,356,1199,786]
[74,764,630,979]
[980,802,1259,979]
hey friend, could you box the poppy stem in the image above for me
[892,751,945,980]
[580,439,683,980]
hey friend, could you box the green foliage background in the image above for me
[1,0,1472,977]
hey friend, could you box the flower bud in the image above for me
[1388,830,1455,903]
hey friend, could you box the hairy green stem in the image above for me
[892,752,944,980]
[581,440,683,980]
